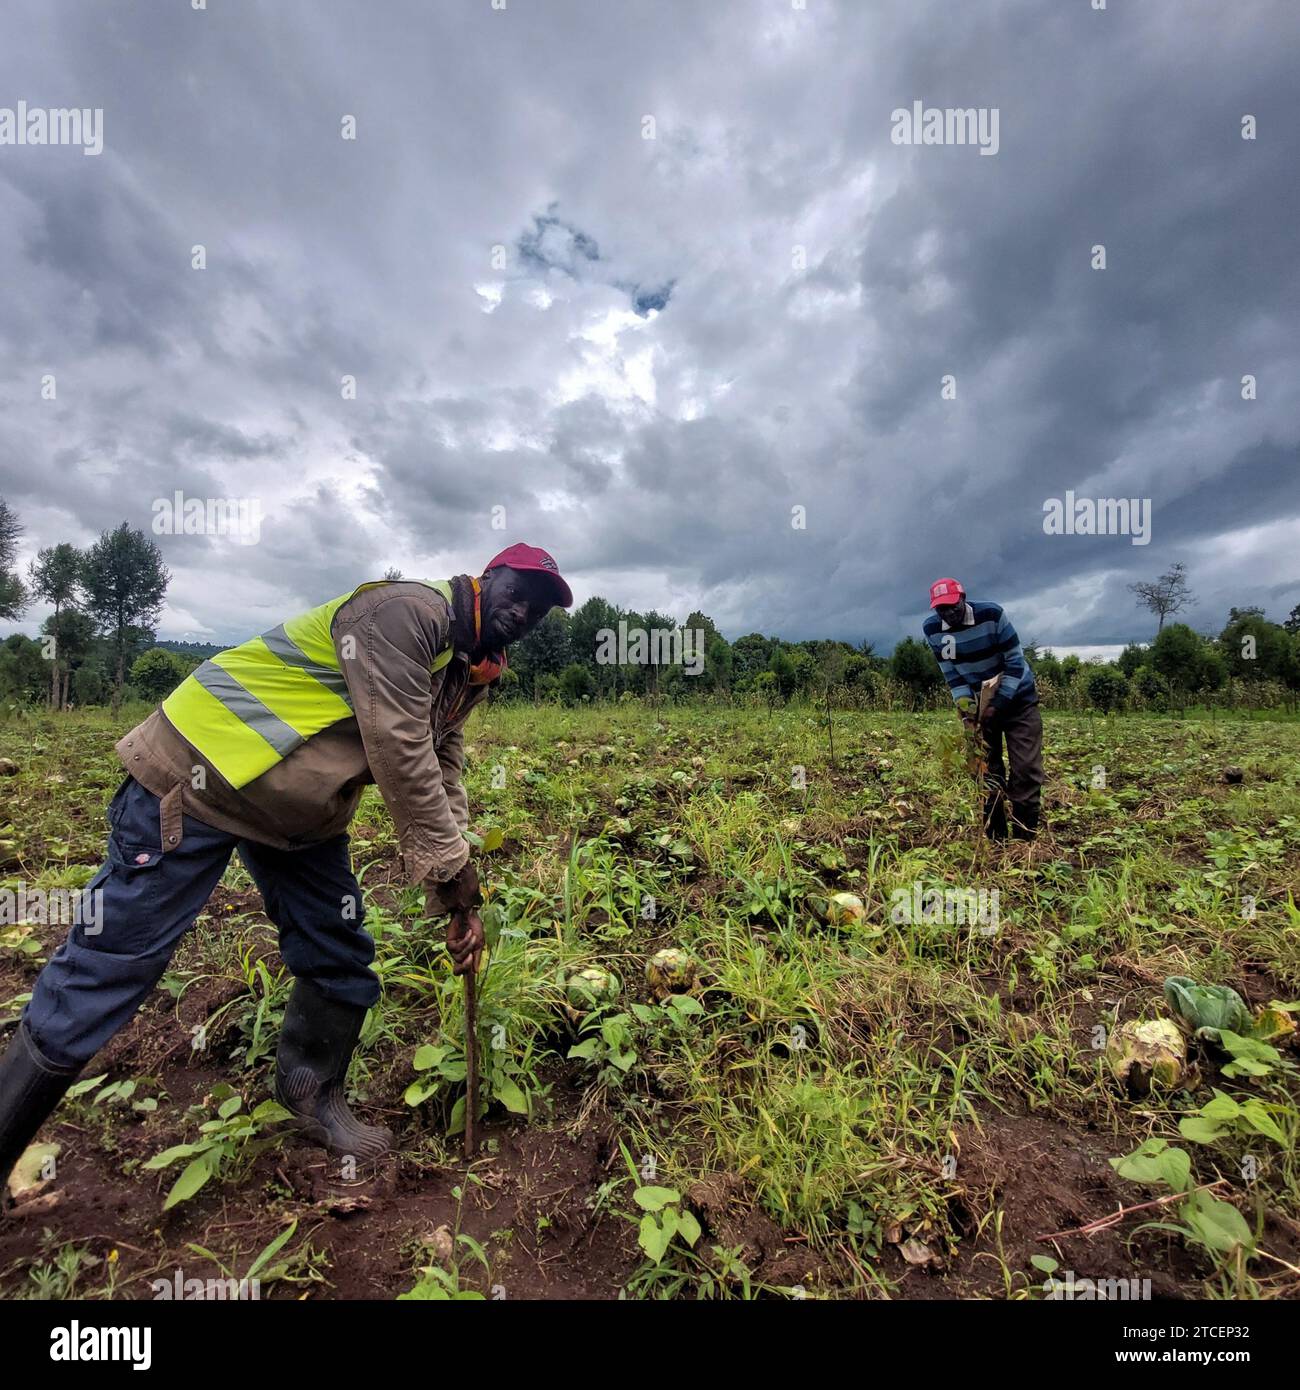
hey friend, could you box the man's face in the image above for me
[934,601,967,627]
[479,565,554,646]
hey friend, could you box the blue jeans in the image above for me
[24,777,380,1070]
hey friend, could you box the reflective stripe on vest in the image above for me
[162,578,455,789]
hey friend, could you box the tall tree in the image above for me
[768,646,798,700]
[1128,562,1195,636]
[568,595,621,693]
[29,542,84,707]
[641,609,676,698]
[730,633,773,684]
[683,609,728,690]
[81,523,171,711]
[43,608,95,708]
[0,497,27,621]
[683,609,721,654]
[704,633,733,692]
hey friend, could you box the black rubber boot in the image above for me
[0,1023,81,1202]
[1011,803,1040,841]
[274,978,392,1161]
[983,786,1009,841]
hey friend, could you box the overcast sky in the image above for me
[1,0,1297,655]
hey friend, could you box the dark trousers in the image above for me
[23,777,379,1071]
[981,700,1044,839]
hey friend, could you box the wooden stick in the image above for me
[825,683,835,769]
[463,953,478,1162]
[1036,1180,1228,1242]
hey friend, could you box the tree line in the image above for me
[3,497,1297,716]
[0,503,177,710]
[505,592,1300,714]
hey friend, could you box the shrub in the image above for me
[130,648,193,704]
[1086,667,1129,714]
[1132,668,1169,712]
[559,663,595,705]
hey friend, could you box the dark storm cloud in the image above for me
[517,211,602,277]
[627,281,675,317]
[0,0,1296,647]
[517,207,676,318]
[165,414,291,463]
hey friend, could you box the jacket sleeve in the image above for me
[925,629,975,704]
[333,587,470,886]
[991,609,1026,711]
[435,723,470,834]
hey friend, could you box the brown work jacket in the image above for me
[116,579,490,889]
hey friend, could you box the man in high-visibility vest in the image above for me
[0,543,572,1198]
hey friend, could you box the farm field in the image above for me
[0,703,1297,1301]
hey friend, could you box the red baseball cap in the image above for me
[485,542,574,608]
[929,577,965,608]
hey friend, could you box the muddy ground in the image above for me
[5,893,1292,1300]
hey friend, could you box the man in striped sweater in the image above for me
[922,577,1043,841]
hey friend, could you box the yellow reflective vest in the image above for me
[162,578,454,789]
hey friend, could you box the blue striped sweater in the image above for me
[922,600,1037,713]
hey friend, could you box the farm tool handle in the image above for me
[458,912,479,1162]
[973,676,1004,830]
